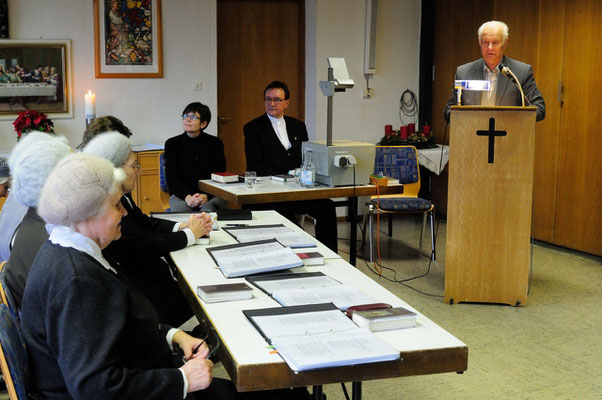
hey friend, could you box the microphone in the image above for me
[498,63,528,106]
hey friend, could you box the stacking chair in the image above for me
[364,146,436,261]
[0,304,29,400]
[0,262,20,327]
[159,152,171,211]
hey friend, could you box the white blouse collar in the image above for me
[48,225,117,274]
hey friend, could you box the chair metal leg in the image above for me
[368,204,374,263]
[429,210,436,261]
[419,212,427,250]
[387,214,393,237]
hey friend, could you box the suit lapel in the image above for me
[495,56,511,105]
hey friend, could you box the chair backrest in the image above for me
[0,262,20,327]
[159,152,169,193]
[0,304,29,400]
[374,146,422,197]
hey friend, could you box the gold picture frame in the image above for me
[94,0,163,78]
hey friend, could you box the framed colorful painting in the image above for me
[94,0,163,78]
[0,39,73,119]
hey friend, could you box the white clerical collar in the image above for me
[48,225,117,274]
[266,114,284,123]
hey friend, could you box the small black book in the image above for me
[216,208,252,220]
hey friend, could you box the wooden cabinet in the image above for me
[430,0,601,255]
[130,150,170,215]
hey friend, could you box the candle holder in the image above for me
[85,114,96,127]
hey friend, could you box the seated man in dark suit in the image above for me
[444,20,545,123]
[244,81,338,252]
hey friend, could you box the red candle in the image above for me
[384,124,393,136]
[408,123,415,135]
[422,124,431,134]
[400,126,409,139]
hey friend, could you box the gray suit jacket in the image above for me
[444,55,545,122]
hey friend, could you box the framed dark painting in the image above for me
[94,0,163,78]
[0,39,73,119]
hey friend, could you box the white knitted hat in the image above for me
[38,153,126,226]
[82,131,132,167]
[9,132,71,207]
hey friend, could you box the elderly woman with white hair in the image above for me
[83,132,213,326]
[4,132,71,309]
[21,153,240,399]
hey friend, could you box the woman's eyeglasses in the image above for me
[182,114,201,121]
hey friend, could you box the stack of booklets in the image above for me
[243,303,400,372]
[223,224,316,248]
[351,307,417,331]
[207,239,304,278]
[247,272,379,311]
[196,282,253,303]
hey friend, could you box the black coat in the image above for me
[243,114,308,176]
[102,194,192,326]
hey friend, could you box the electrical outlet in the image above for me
[192,81,202,91]
[363,88,373,98]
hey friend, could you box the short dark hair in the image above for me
[263,81,290,100]
[182,102,211,128]
[78,115,132,149]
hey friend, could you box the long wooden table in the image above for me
[167,211,467,399]
[198,179,404,266]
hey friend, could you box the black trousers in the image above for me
[246,199,338,253]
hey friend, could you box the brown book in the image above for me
[295,251,324,266]
[196,283,253,303]
[351,307,417,331]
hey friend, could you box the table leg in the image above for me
[352,381,362,400]
[348,197,358,266]
[312,385,323,400]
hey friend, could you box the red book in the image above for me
[211,172,239,183]
[295,251,324,266]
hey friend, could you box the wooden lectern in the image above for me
[445,106,537,306]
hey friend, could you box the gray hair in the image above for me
[478,21,509,43]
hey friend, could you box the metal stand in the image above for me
[85,114,96,128]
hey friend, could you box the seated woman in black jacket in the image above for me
[21,153,238,399]
[84,132,213,327]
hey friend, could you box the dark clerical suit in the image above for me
[244,114,338,252]
[444,55,545,122]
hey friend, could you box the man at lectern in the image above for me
[444,20,545,122]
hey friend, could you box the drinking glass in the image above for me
[245,171,257,188]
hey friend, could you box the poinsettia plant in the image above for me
[12,110,54,139]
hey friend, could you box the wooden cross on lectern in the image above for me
[476,118,507,163]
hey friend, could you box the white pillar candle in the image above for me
[85,90,96,117]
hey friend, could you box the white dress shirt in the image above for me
[267,114,292,150]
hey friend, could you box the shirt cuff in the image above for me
[166,328,179,352]
[172,222,182,232]
[178,368,189,398]
[182,228,195,246]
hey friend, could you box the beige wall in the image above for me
[0,0,421,151]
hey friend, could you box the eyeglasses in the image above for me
[264,97,286,104]
[182,114,201,121]
[125,162,141,169]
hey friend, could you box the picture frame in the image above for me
[0,39,73,120]
[94,0,163,78]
